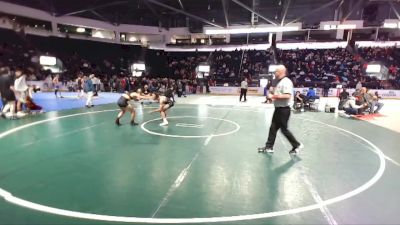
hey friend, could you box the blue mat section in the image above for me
[1,92,120,112]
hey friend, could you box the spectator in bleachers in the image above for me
[2,25,400,93]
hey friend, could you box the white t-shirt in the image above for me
[14,75,28,92]
[273,77,293,107]
[241,80,248,89]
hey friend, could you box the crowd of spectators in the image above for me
[1,28,400,93]
[0,32,47,81]
[240,50,272,79]
[280,47,400,89]
[210,50,241,85]
[209,49,273,86]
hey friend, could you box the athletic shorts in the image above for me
[15,91,27,103]
[1,90,16,101]
[117,97,129,108]
[166,101,174,108]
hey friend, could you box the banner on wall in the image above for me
[209,86,239,95]
[209,86,264,95]
[210,86,400,99]
[374,90,400,98]
[296,88,400,99]
[23,82,400,98]
[247,87,264,95]
[346,89,400,98]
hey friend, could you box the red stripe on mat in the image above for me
[353,113,385,121]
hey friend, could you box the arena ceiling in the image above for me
[2,0,400,29]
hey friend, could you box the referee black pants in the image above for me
[266,106,300,149]
[240,88,247,101]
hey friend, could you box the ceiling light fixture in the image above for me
[76,27,86,33]
[337,24,356,29]
[323,24,356,30]
[204,26,299,35]
[383,21,399,28]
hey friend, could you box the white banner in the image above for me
[23,82,400,99]
[374,89,400,98]
[346,89,400,99]
[209,86,239,95]
[209,86,264,95]
[247,87,264,95]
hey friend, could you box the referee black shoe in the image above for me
[258,147,274,153]
[289,143,304,155]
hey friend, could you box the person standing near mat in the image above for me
[258,65,303,155]
[53,74,62,98]
[0,66,16,119]
[239,77,248,102]
[84,74,95,108]
[76,75,84,99]
[14,68,28,117]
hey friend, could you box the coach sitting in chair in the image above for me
[303,87,320,110]
[294,91,306,111]
[306,87,319,100]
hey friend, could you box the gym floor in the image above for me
[0,93,399,225]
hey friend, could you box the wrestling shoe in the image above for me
[159,121,169,126]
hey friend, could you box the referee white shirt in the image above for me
[241,80,248,89]
[273,77,294,107]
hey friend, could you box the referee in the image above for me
[258,65,303,154]
[239,77,248,102]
